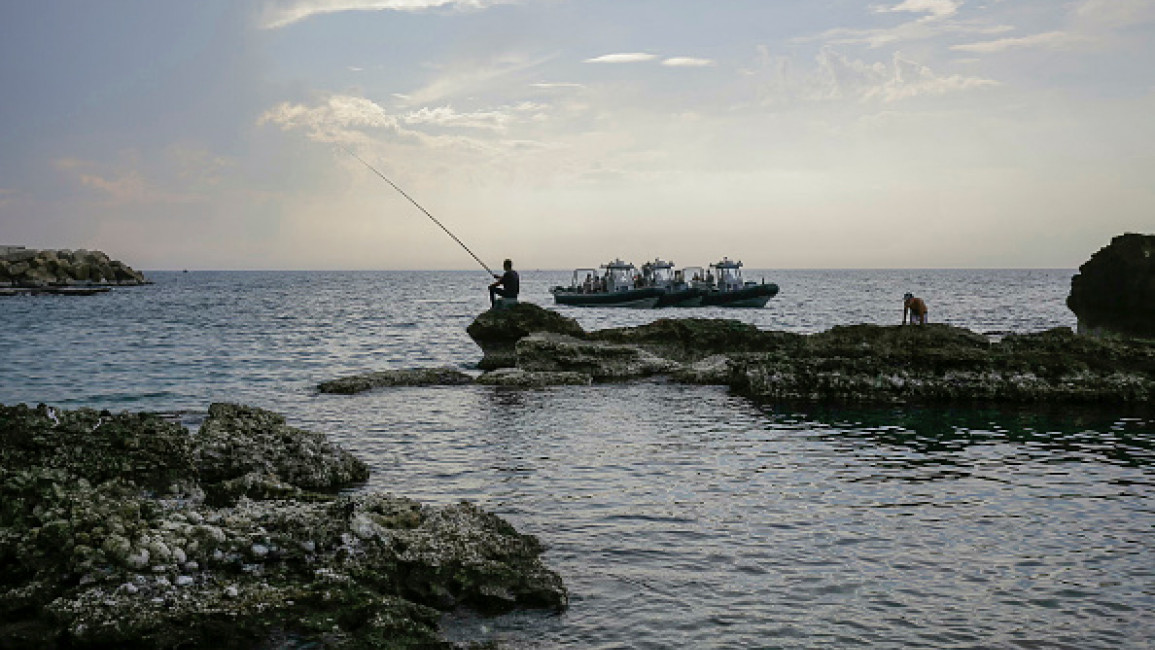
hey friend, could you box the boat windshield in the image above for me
[607,266,634,289]
[650,266,673,285]
[720,266,743,285]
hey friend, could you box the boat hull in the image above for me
[552,287,664,308]
[701,283,779,308]
[656,287,705,308]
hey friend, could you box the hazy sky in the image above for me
[2,1,1152,270]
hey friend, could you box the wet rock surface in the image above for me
[730,324,1155,403]
[466,303,584,370]
[0,248,147,288]
[474,368,592,387]
[467,308,1155,404]
[0,402,566,649]
[317,367,475,394]
[1067,233,1155,340]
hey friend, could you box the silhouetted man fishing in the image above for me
[489,259,519,307]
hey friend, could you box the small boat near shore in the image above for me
[551,260,664,308]
[694,258,778,308]
[641,259,704,307]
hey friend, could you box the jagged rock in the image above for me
[194,403,369,504]
[475,368,592,387]
[0,247,147,288]
[466,302,585,370]
[590,317,797,362]
[317,367,474,394]
[0,402,566,648]
[1067,233,1155,340]
[729,325,1155,403]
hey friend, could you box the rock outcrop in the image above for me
[0,247,147,287]
[729,324,1154,403]
[465,303,585,370]
[317,367,474,394]
[1067,233,1155,340]
[466,307,1155,404]
[0,402,566,649]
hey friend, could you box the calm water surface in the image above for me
[1,270,1152,648]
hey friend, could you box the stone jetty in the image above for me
[0,246,148,289]
[0,402,567,648]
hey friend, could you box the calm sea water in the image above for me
[2,269,1153,648]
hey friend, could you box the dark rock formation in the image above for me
[0,402,566,649]
[0,247,147,288]
[1067,233,1155,340]
[517,333,682,380]
[317,367,474,394]
[465,307,1155,404]
[474,367,593,387]
[466,302,584,370]
[730,324,1154,403]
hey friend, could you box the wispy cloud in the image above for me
[1074,0,1155,30]
[530,82,586,89]
[401,53,553,105]
[756,47,998,105]
[951,30,1087,53]
[584,53,659,64]
[874,0,961,20]
[662,57,715,67]
[53,157,203,205]
[258,95,399,143]
[402,102,547,131]
[259,0,515,29]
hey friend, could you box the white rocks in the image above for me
[124,548,150,570]
[224,585,239,599]
[250,543,269,558]
[176,576,194,587]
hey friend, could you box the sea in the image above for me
[1,269,1152,649]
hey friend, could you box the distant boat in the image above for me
[685,259,779,308]
[640,258,704,307]
[551,260,664,308]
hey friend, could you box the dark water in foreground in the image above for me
[1,270,1153,648]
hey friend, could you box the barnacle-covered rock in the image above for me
[0,403,567,649]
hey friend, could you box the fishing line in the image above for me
[339,145,495,277]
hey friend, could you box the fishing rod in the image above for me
[339,145,496,277]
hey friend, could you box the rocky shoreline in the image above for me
[0,247,148,289]
[0,402,566,649]
[318,304,1154,405]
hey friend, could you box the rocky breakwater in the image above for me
[0,247,147,289]
[466,304,1155,404]
[1067,232,1155,340]
[0,402,566,649]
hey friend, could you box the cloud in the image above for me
[662,57,715,67]
[803,16,1012,49]
[258,0,514,29]
[401,53,553,105]
[951,30,1088,53]
[530,82,586,89]
[757,48,998,105]
[874,0,961,19]
[584,53,659,64]
[258,94,399,142]
[52,157,203,205]
[1074,0,1155,30]
[402,102,546,131]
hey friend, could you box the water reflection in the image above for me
[758,400,1155,473]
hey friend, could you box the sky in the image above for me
[1,0,1153,270]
